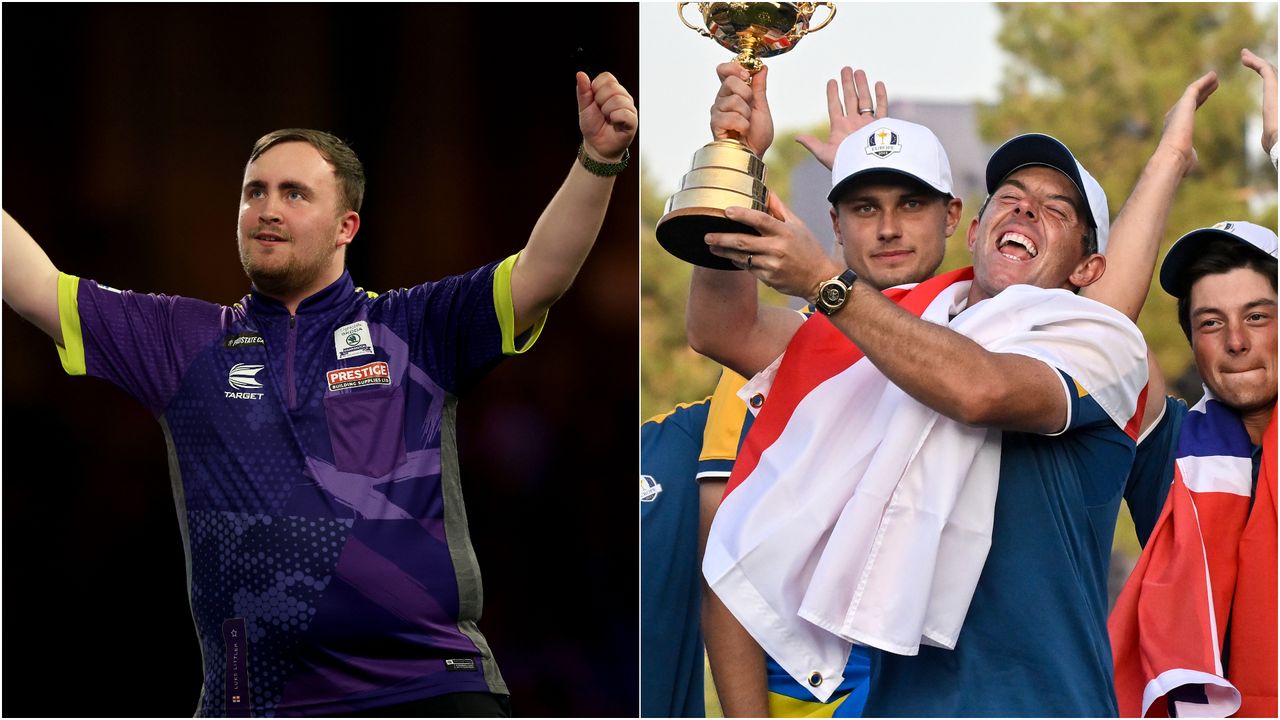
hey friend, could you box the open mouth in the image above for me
[255,232,288,244]
[997,232,1037,261]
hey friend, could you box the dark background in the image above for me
[3,4,638,716]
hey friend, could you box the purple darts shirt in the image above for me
[57,258,539,716]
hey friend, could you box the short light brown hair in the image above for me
[249,129,365,213]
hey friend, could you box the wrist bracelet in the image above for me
[1270,141,1278,171]
[577,142,629,177]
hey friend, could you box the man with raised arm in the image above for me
[689,57,1152,713]
[693,62,963,717]
[2,71,636,718]
[1102,51,1277,718]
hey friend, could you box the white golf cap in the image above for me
[828,119,954,203]
[1159,221,1279,297]
[985,133,1110,254]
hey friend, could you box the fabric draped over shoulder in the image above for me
[703,267,1149,701]
[1110,395,1276,718]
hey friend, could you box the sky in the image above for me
[640,2,1006,194]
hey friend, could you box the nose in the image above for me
[259,194,282,225]
[1225,322,1250,356]
[878,207,902,241]
[1012,196,1037,221]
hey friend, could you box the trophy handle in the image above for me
[677,2,712,38]
[795,2,837,38]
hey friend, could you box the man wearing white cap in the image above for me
[689,63,1150,715]
[691,65,963,717]
[1101,53,1278,719]
[1109,223,1277,719]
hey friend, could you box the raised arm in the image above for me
[3,210,63,344]
[1081,73,1217,434]
[508,71,637,335]
[1082,72,1218,322]
[707,196,1075,435]
[688,64,802,378]
[796,67,889,170]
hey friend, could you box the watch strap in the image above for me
[577,142,629,177]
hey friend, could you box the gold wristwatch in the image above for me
[814,268,858,316]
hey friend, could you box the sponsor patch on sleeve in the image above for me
[327,361,390,392]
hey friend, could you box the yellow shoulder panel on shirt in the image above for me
[1074,379,1088,398]
[56,272,87,376]
[700,368,750,462]
[494,252,546,355]
[644,396,712,425]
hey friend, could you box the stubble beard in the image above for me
[238,229,337,299]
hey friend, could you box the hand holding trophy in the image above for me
[656,2,835,269]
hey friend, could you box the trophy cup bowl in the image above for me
[656,2,834,270]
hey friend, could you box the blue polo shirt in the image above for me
[641,398,713,718]
[863,373,1136,717]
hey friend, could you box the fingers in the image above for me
[704,218,764,272]
[1243,49,1279,152]
[575,71,594,112]
[853,69,873,113]
[1242,48,1277,78]
[705,243,757,271]
[753,65,769,98]
[1188,71,1219,107]
[604,103,638,134]
[584,71,628,112]
[716,60,749,83]
[712,79,753,138]
[874,81,889,118]
[590,74,637,131]
[839,67,857,117]
[766,191,800,225]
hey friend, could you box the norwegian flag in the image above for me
[1110,397,1276,718]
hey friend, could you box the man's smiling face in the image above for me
[967,165,1097,302]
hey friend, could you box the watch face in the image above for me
[821,283,844,306]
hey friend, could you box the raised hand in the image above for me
[796,67,889,170]
[577,71,638,163]
[705,193,842,302]
[710,62,774,156]
[1156,71,1219,176]
[1241,48,1277,154]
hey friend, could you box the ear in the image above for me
[965,217,980,253]
[829,206,844,247]
[1069,252,1106,289]
[944,197,963,237]
[335,211,360,248]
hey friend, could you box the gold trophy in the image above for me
[657,2,835,269]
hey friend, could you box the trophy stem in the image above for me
[734,35,763,73]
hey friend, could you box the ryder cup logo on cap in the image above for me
[829,118,954,203]
[1159,220,1279,297]
[985,133,1110,253]
[865,127,902,158]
